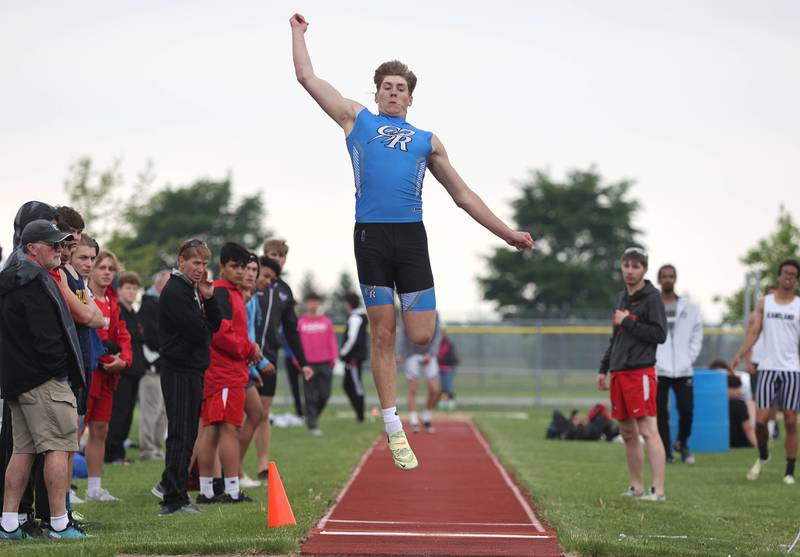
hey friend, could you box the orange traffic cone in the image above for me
[267,461,296,527]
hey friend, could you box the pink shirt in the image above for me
[298,314,338,365]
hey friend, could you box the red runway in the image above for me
[302,420,563,557]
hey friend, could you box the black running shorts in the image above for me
[353,222,434,295]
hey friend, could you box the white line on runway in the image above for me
[466,420,546,532]
[320,530,554,539]
[316,436,381,530]
[327,519,537,527]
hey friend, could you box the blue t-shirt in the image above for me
[346,109,433,223]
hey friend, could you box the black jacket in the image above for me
[254,279,307,366]
[0,259,85,398]
[120,304,146,376]
[139,289,161,372]
[158,273,222,374]
[599,280,667,374]
[340,308,369,362]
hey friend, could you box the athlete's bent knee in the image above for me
[407,328,434,346]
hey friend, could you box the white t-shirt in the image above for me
[759,294,800,372]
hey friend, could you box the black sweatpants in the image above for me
[656,375,694,455]
[304,363,333,430]
[159,368,203,511]
[343,359,365,422]
[285,356,304,417]
[105,373,142,462]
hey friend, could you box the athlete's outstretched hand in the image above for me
[290,13,308,33]
[506,231,534,250]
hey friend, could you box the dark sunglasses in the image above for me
[178,238,207,257]
[38,241,63,250]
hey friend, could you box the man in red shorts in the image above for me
[596,247,668,501]
[196,243,261,504]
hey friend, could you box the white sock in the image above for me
[409,411,419,425]
[88,477,101,492]
[199,477,214,499]
[422,409,432,423]
[383,406,403,435]
[50,513,69,532]
[224,476,240,499]
[1,512,19,532]
[17,513,27,525]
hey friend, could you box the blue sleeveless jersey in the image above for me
[346,109,433,223]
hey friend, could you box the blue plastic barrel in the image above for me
[668,369,729,452]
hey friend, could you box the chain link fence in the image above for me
[272,320,745,409]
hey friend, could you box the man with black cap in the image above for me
[0,220,88,539]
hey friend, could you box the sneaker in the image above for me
[48,525,94,539]
[665,454,674,464]
[239,474,261,488]
[257,469,269,481]
[784,475,796,485]
[67,513,89,533]
[747,458,768,480]
[195,493,221,504]
[639,487,666,502]
[388,430,418,470]
[310,428,323,437]
[0,526,28,540]
[411,422,420,434]
[159,502,201,516]
[674,442,695,464]
[217,492,253,504]
[151,482,165,501]
[423,420,435,433]
[19,518,44,538]
[622,486,644,497]
[86,487,119,501]
[69,489,85,505]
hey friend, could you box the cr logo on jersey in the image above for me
[369,126,415,152]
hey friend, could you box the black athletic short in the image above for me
[258,372,277,397]
[353,222,435,310]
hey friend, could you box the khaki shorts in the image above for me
[9,378,79,454]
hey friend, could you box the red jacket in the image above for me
[204,279,256,397]
[91,285,132,393]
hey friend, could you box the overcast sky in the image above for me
[1,1,798,322]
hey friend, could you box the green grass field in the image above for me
[477,411,797,557]
[3,406,795,556]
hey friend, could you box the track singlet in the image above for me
[760,293,800,372]
[346,108,433,223]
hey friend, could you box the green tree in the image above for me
[718,206,800,323]
[106,177,268,279]
[63,157,125,242]
[479,167,643,319]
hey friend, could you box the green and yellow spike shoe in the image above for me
[388,430,419,470]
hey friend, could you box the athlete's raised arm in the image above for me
[428,134,534,250]
[290,13,364,133]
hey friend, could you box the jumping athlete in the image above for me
[731,259,800,484]
[291,13,534,469]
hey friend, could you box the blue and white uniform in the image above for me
[346,108,436,311]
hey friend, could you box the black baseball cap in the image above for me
[20,219,74,246]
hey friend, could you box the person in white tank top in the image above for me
[732,259,800,485]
